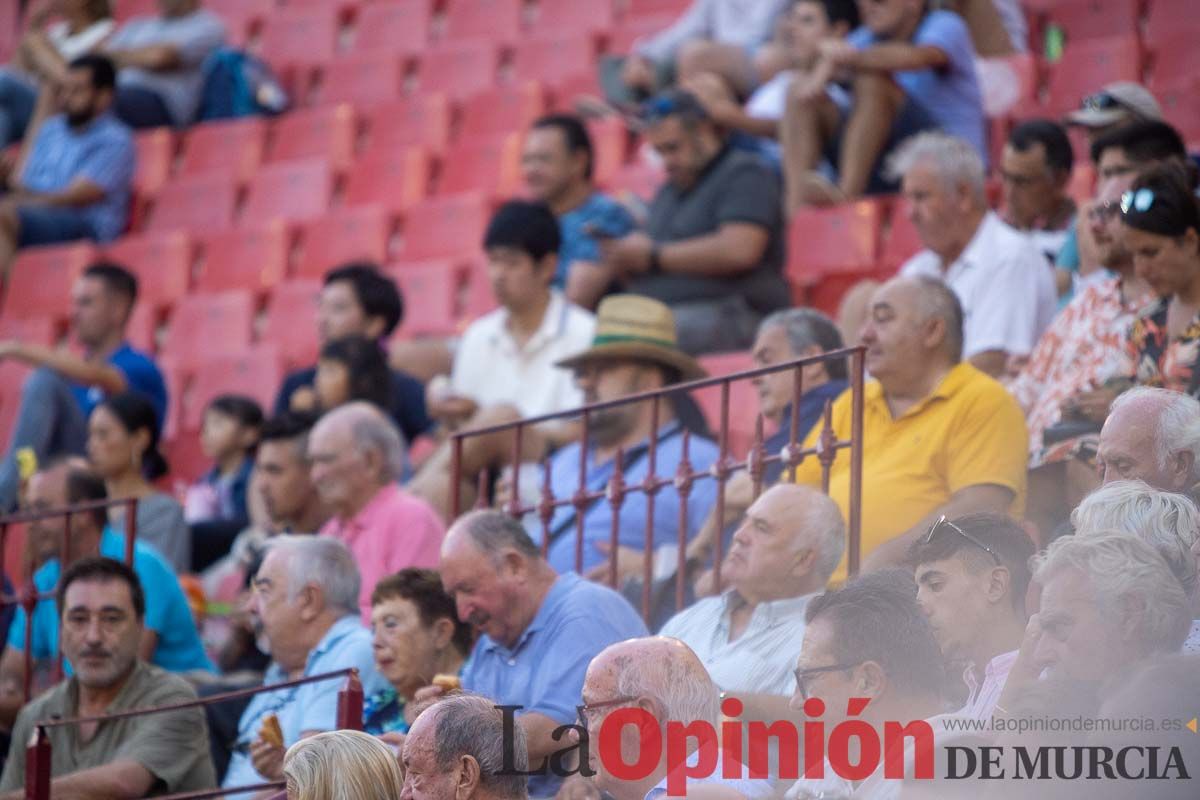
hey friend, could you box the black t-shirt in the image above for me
[629,145,787,313]
[274,366,433,442]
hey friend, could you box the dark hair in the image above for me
[83,261,138,307]
[323,262,404,338]
[1008,119,1074,174]
[1090,120,1187,167]
[806,569,947,700]
[207,394,264,430]
[260,410,318,444]
[94,392,168,481]
[63,464,110,532]
[910,512,1036,616]
[531,114,595,180]
[1121,162,1200,240]
[795,0,861,29]
[57,556,145,621]
[68,53,117,91]
[370,568,475,658]
[482,200,561,262]
[318,335,394,412]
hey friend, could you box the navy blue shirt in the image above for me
[763,380,849,484]
[275,366,432,443]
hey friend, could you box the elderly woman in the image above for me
[284,729,402,800]
[364,568,474,737]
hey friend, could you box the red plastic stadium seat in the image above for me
[443,0,521,43]
[362,96,451,154]
[1149,34,1200,95]
[104,231,192,310]
[196,221,290,292]
[609,15,676,54]
[259,7,339,68]
[459,84,546,142]
[787,201,882,284]
[1145,0,1200,48]
[605,159,665,203]
[0,316,58,347]
[1045,37,1141,115]
[242,160,334,225]
[311,53,403,108]
[512,33,599,88]
[262,280,321,370]
[1158,80,1200,148]
[113,0,156,22]
[344,147,431,214]
[627,0,691,18]
[125,302,156,354]
[1045,0,1139,43]
[164,434,208,484]
[4,242,96,319]
[535,0,614,34]
[460,257,496,322]
[182,347,283,431]
[401,193,491,261]
[389,262,462,337]
[295,205,391,279]
[133,128,174,197]
[161,291,255,366]
[418,42,498,100]
[438,134,524,198]
[880,199,923,270]
[178,118,267,182]
[267,105,356,171]
[204,0,274,46]
[146,171,239,233]
[587,118,627,188]
[353,0,431,55]
[694,351,758,458]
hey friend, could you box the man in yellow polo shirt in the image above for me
[794,275,1027,580]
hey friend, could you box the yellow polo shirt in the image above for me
[793,362,1027,583]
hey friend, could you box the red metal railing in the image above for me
[449,348,865,621]
[0,496,140,700]
[24,668,363,800]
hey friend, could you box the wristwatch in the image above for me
[648,245,662,273]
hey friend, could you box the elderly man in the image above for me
[427,510,646,798]
[222,536,386,792]
[659,485,843,696]
[911,513,1035,719]
[792,275,1028,579]
[0,558,215,797]
[894,132,1056,378]
[1097,387,1200,497]
[312,402,445,621]
[401,694,529,800]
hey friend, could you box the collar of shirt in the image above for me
[865,362,978,422]
[262,614,365,683]
[720,588,815,631]
[584,420,685,471]
[941,210,1002,280]
[963,648,1019,700]
[58,661,152,722]
[478,572,578,659]
[328,482,402,542]
[486,290,569,358]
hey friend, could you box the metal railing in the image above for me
[24,668,363,800]
[449,348,866,622]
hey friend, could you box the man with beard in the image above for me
[0,54,133,279]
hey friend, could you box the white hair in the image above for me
[266,535,361,616]
[614,640,719,729]
[1072,481,1199,598]
[1033,532,1192,655]
[884,131,986,203]
[1109,387,1200,480]
[795,488,846,583]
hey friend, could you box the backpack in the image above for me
[196,48,289,122]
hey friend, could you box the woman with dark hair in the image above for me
[302,335,394,416]
[1124,164,1200,398]
[87,391,190,572]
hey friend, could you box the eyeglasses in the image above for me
[793,664,860,701]
[923,515,1001,565]
[1087,199,1122,222]
[577,695,639,726]
[1121,188,1156,215]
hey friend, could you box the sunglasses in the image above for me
[923,515,1001,564]
[1121,188,1156,215]
[1080,91,1122,113]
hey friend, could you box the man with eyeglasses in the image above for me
[999,119,1077,266]
[910,513,1034,720]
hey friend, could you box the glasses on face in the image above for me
[1121,188,1156,215]
[793,663,859,701]
[923,515,1002,565]
[577,695,639,727]
[1087,200,1122,222]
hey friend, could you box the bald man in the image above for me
[311,402,445,621]
[659,485,843,695]
[1097,387,1200,497]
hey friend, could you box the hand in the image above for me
[621,56,656,92]
[1061,386,1117,423]
[428,395,479,428]
[1004,354,1029,380]
[816,38,856,67]
[786,70,829,106]
[995,612,1046,715]
[598,232,655,278]
[555,773,600,800]
[404,684,446,725]
[249,738,285,781]
[288,386,317,413]
[0,341,17,360]
[583,541,649,587]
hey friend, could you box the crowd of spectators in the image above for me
[0,0,1198,799]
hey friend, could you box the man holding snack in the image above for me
[221,536,385,794]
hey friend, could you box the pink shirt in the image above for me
[959,649,1018,720]
[319,484,446,623]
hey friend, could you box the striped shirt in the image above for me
[958,649,1017,720]
[659,589,813,696]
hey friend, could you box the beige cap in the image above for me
[1066,82,1163,128]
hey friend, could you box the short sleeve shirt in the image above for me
[848,10,986,160]
[275,365,432,443]
[20,112,133,240]
[556,193,636,287]
[0,662,216,794]
[630,147,788,313]
[71,343,168,433]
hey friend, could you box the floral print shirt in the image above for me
[1128,297,1200,398]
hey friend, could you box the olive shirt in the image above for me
[0,662,216,795]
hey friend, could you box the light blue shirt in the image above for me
[529,424,721,574]
[222,615,386,792]
[20,112,133,240]
[463,572,648,797]
[6,527,213,674]
[848,10,985,161]
[646,748,776,800]
[556,192,635,287]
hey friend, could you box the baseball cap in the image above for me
[1066,82,1164,128]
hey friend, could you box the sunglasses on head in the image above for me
[1121,188,1156,215]
[923,515,1001,564]
[1080,91,1122,113]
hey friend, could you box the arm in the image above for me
[106,44,184,72]
[0,646,26,729]
[0,342,128,395]
[968,349,1009,379]
[6,177,108,209]
[659,223,770,278]
[18,31,72,86]
[0,761,156,800]
[842,42,949,73]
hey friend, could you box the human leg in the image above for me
[837,72,907,199]
[780,85,842,213]
[0,367,88,510]
[112,86,173,129]
[0,69,38,147]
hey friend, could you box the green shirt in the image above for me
[0,661,216,795]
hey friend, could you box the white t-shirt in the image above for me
[745,70,852,121]
[901,211,1057,359]
[47,18,116,61]
[450,291,595,419]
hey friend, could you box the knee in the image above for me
[852,72,903,109]
[675,39,718,79]
[21,367,66,400]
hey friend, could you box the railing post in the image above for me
[573,411,591,575]
[606,449,626,589]
[124,497,137,566]
[21,583,36,702]
[506,425,524,519]
[673,431,693,611]
[538,455,555,560]
[336,669,363,731]
[640,397,661,622]
[450,435,464,520]
[848,349,866,577]
[25,725,51,800]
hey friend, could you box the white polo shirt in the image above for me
[901,211,1057,359]
[450,290,595,418]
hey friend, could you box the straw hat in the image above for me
[556,295,707,382]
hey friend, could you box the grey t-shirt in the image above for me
[0,662,216,795]
[106,9,226,126]
[111,491,191,574]
[629,146,788,313]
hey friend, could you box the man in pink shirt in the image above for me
[310,402,446,621]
